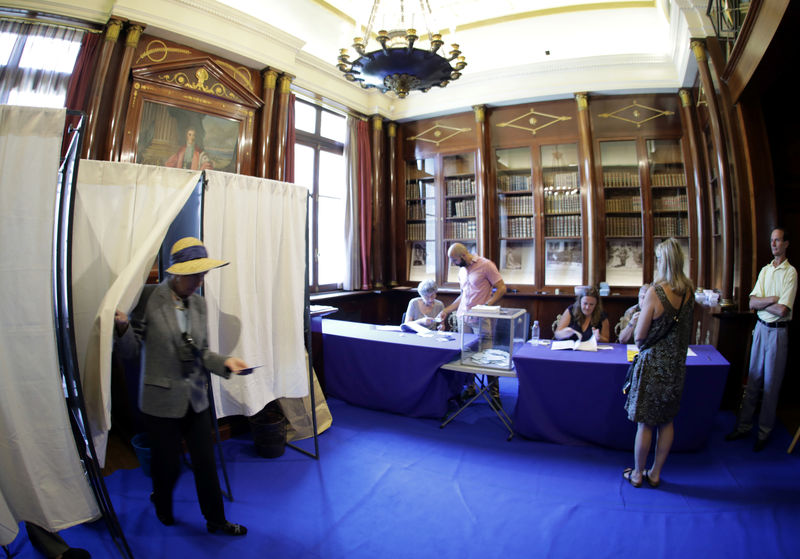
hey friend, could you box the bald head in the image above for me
[448,243,472,267]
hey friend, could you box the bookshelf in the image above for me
[405,157,437,283]
[496,147,534,285]
[444,153,477,284]
[601,140,643,287]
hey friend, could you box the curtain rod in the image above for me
[0,15,103,34]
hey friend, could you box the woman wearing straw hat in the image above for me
[115,237,248,536]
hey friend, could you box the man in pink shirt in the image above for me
[438,243,507,402]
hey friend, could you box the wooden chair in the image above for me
[551,313,561,336]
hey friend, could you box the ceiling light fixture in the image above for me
[336,0,467,98]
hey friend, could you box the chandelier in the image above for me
[336,0,467,98]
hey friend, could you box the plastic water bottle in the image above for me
[531,320,540,344]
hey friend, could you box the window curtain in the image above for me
[357,119,373,289]
[63,31,100,155]
[71,162,201,465]
[0,20,84,106]
[0,106,98,542]
[285,93,295,183]
[343,118,372,290]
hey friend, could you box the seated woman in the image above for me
[404,280,445,330]
[618,283,650,344]
[554,285,611,342]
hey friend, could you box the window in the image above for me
[293,98,347,291]
[0,20,83,107]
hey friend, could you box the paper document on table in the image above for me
[551,336,597,352]
[626,344,639,362]
[471,305,501,313]
[687,347,697,357]
[401,321,431,334]
[376,325,403,331]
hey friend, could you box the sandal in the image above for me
[622,467,643,488]
[644,470,661,488]
[207,520,247,536]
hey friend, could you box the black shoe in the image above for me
[150,492,174,526]
[207,520,247,536]
[753,437,769,452]
[724,429,749,442]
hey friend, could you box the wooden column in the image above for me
[692,40,734,306]
[82,18,122,160]
[473,105,490,259]
[387,121,398,286]
[371,115,385,289]
[679,88,709,288]
[257,69,278,179]
[104,22,143,162]
[575,93,598,286]
[273,73,294,181]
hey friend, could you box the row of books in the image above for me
[501,217,534,238]
[650,173,686,187]
[544,171,579,189]
[652,195,688,211]
[405,180,435,200]
[497,174,531,192]
[447,199,475,218]
[544,193,581,214]
[500,196,533,215]
[445,220,477,239]
[654,216,690,236]
[445,177,476,196]
[406,223,432,241]
[605,196,642,212]
[545,215,582,237]
[606,217,643,237]
[603,171,641,188]
[406,201,433,220]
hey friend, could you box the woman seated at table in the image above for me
[618,283,650,344]
[554,285,610,342]
[404,280,445,330]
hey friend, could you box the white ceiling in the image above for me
[7,0,716,119]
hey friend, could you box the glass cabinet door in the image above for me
[601,140,643,286]
[444,153,477,284]
[495,147,534,285]
[405,157,437,282]
[647,138,690,276]
[542,143,582,286]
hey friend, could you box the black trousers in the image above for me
[145,407,225,524]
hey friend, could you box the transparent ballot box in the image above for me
[459,307,529,370]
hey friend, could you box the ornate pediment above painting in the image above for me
[120,35,263,175]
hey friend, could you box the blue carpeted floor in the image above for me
[6,378,800,558]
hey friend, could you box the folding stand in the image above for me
[439,359,517,441]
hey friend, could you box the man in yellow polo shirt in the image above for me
[726,227,797,451]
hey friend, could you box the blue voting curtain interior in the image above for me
[54,111,134,559]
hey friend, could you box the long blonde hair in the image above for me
[654,238,694,294]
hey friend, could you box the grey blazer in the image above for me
[117,281,230,418]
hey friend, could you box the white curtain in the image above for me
[0,105,98,542]
[342,116,361,290]
[71,161,200,465]
[203,170,310,417]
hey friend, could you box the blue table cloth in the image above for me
[322,319,466,418]
[511,343,729,451]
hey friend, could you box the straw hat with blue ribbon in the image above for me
[165,237,229,275]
